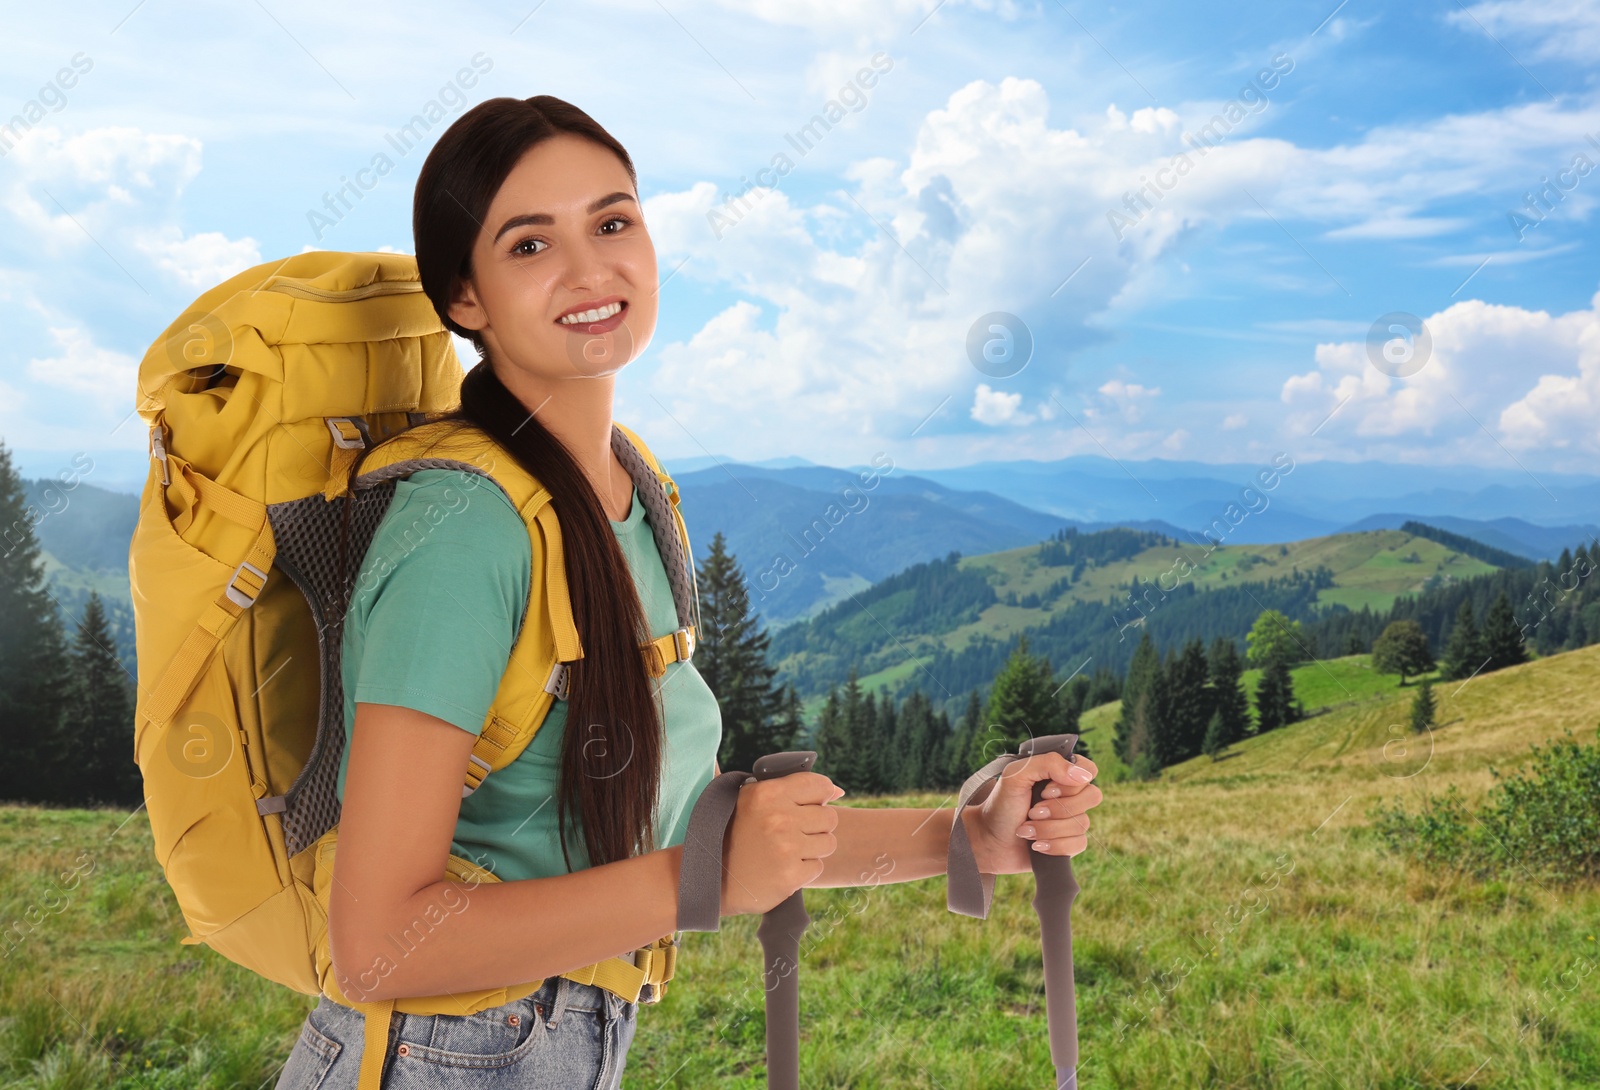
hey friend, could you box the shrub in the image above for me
[1371,725,1600,884]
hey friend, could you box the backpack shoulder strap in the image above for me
[612,421,702,645]
[350,419,580,796]
[348,418,702,798]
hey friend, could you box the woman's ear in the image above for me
[447,275,488,334]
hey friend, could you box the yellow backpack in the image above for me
[131,250,691,1090]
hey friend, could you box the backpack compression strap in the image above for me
[947,733,1083,1090]
[677,751,818,1090]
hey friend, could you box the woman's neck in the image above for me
[495,362,628,516]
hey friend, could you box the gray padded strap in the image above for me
[676,770,751,932]
[946,752,1021,919]
[611,426,699,637]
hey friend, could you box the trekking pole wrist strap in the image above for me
[946,733,1082,919]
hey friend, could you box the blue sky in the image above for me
[2,0,1598,493]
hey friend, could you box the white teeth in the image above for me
[558,301,623,325]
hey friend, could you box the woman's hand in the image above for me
[720,772,844,916]
[960,750,1102,875]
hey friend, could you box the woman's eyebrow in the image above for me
[493,192,637,241]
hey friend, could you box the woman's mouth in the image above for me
[555,299,627,334]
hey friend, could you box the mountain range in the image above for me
[25,453,1600,639]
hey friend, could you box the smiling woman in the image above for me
[268,96,850,1090]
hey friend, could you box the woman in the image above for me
[276,95,1103,1089]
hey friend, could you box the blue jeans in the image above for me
[275,976,638,1089]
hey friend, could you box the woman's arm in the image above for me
[808,754,1103,890]
[328,701,685,1004]
[712,761,972,890]
[804,806,969,888]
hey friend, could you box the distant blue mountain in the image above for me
[897,455,1600,549]
[1337,513,1600,563]
[23,448,1600,632]
[669,460,1215,625]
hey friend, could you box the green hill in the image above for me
[4,645,1596,1087]
[948,527,1495,640]
[786,526,1501,718]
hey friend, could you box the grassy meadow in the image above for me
[4,644,1599,1087]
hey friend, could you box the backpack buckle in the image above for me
[544,662,571,701]
[149,423,171,486]
[460,753,492,798]
[325,416,370,449]
[226,559,268,608]
[673,627,695,661]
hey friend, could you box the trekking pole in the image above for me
[948,733,1082,1090]
[677,751,818,1090]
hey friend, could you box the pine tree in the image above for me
[862,690,892,794]
[1201,709,1228,760]
[1167,637,1212,761]
[1207,636,1251,742]
[930,703,956,790]
[1113,629,1160,765]
[812,686,851,787]
[774,684,806,752]
[694,532,787,776]
[946,689,985,787]
[1408,676,1437,734]
[1152,649,1183,766]
[1254,655,1299,733]
[838,669,877,793]
[1123,688,1161,780]
[1054,678,1091,765]
[0,441,74,804]
[1480,590,1528,673]
[986,634,1087,761]
[893,689,935,791]
[1440,598,1484,681]
[67,592,141,806]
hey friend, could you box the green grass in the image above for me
[5,646,1600,1087]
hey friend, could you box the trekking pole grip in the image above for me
[1018,734,1083,1090]
[749,751,816,1090]
[674,751,817,1090]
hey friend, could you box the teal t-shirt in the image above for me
[338,467,722,881]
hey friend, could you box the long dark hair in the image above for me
[407,95,664,872]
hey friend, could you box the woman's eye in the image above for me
[599,215,632,235]
[511,237,545,256]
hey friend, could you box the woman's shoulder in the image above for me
[356,468,532,591]
[380,468,527,543]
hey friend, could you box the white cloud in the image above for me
[26,326,138,407]
[1281,288,1600,458]
[1446,0,1600,62]
[634,71,1600,463]
[971,382,1034,426]
[1095,379,1161,423]
[2,126,202,245]
[1222,413,1248,430]
[1322,215,1474,240]
[133,227,261,289]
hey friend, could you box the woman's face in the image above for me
[449,132,658,381]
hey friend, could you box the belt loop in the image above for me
[547,975,571,1029]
